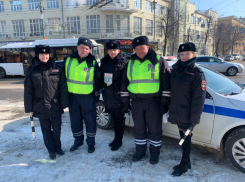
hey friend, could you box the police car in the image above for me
[96,61,245,173]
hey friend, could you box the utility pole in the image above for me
[153,0,157,41]
[61,0,65,39]
[37,2,45,39]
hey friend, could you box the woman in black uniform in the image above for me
[24,45,69,160]
[100,40,127,151]
[168,42,206,176]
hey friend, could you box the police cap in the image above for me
[106,40,120,50]
[178,42,196,53]
[132,36,149,49]
[77,37,92,50]
[35,45,51,54]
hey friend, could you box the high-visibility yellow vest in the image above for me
[127,55,160,94]
[65,57,95,94]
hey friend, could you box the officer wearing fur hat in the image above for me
[121,36,171,164]
[100,40,127,151]
[24,45,69,160]
[63,37,100,153]
[169,42,206,176]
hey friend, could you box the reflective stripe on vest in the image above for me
[127,55,160,94]
[65,57,95,94]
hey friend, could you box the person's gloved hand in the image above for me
[123,102,131,113]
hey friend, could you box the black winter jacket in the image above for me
[62,51,100,98]
[168,57,206,128]
[100,53,127,109]
[24,57,69,118]
[121,48,171,110]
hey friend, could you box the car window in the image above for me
[196,57,209,62]
[209,58,221,62]
[200,66,243,95]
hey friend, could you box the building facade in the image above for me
[0,0,217,56]
[216,16,245,56]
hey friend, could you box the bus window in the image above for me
[55,48,73,61]
[0,51,4,63]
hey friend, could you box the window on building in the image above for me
[196,30,199,40]
[0,2,4,12]
[121,0,128,5]
[116,15,120,33]
[190,29,194,40]
[106,15,114,33]
[123,15,129,33]
[48,18,61,35]
[86,0,97,6]
[145,19,152,36]
[47,0,59,9]
[156,4,162,15]
[28,0,40,10]
[242,28,245,34]
[106,0,113,4]
[134,0,141,9]
[12,20,25,37]
[10,1,22,11]
[191,16,194,23]
[66,0,78,7]
[86,15,100,33]
[29,19,42,36]
[206,20,208,28]
[230,26,235,31]
[0,21,6,37]
[200,31,204,40]
[134,17,142,35]
[67,16,80,34]
[196,17,199,25]
[146,1,152,12]
[156,22,162,37]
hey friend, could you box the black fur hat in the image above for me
[35,45,51,54]
[106,40,120,50]
[178,42,196,53]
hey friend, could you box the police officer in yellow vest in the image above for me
[121,36,171,164]
[63,37,100,153]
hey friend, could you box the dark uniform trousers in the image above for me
[69,93,97,146]
[39,115,62,153]
[131,98,162,156]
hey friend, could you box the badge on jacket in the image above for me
[84,68,88,72]
[201,80,206,90]
[52,69,59,73]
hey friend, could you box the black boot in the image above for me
[70,142,83,152]
[49,152,56,160]
[88,145,95,153]
[56,149,65,155]
[172,132,192,177]
[132,153,146,162]
[111,117,125,151]
[150,155,159,165]
[109,138,116,147]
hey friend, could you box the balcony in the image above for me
[100,3,137,13]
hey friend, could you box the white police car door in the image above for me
[162,90,215,144]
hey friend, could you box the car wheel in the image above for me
[225,127,245,173]
[96,101,113,129]
[226,67,238,76]
[0,67,6,78]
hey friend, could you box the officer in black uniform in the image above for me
[63,37,100,153]
[24,45,69,160]
[169,42,206,176]
[121,36,171,164]
[100,40,127,151]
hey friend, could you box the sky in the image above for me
[189,0,245,18]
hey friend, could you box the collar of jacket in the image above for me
[68,51,95,63]
[173,57,196,69]
[32,56,55,69]
[131,48,158,65]
[101,52,123,65]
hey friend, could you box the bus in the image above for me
[0,39,104,78]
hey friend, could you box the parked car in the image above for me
[196,56,244,76]
[224,55,234,61]
[232,54,240,60]
[96,62,245,173]
[162,56,178,62]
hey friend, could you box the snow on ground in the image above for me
[0,100,245,182]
